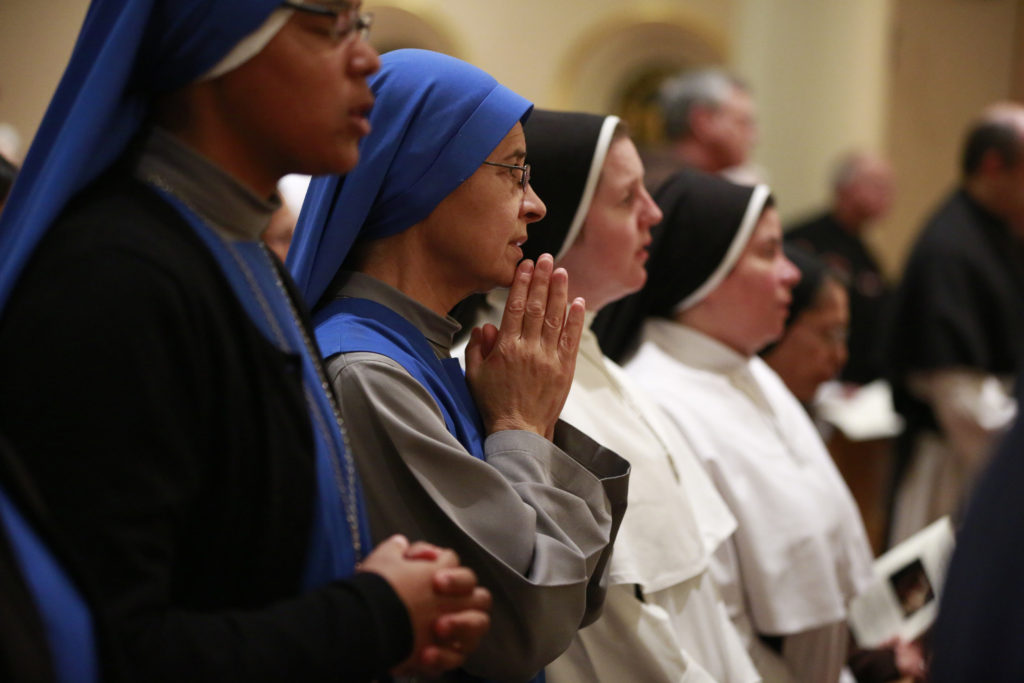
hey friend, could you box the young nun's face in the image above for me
[213,2,381,181]
[556,137,663,311]
[700,207,800,355]
[764,278,850,402]
[419,122,546,294]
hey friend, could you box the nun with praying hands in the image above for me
[288,49,629,682]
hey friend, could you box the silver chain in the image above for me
[143,173,363,560]
[250,244,364,561]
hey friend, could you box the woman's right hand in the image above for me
[360,535,492,678]
[464,254,586,439]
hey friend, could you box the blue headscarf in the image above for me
[0,0,280,311]
[288,48,533,309]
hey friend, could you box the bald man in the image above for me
[787,151,895,384]
[887,103,1024,543]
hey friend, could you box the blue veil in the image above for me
[288,48,533,309]
[0,3,284,679]
[0,0,280,311]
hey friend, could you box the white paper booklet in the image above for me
[814,379,905,441]
[847,516,955,647]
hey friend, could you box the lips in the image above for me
[350,101,373,117]
[348,99,374,133]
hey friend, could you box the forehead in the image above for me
[721,87,753,114]
[803,279,849,320]
[490,122,526,158]
[599,137,643,184]
[853,158,893,184]
[316,0,357,9]
[749,206,780,239]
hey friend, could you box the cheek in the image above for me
[602,241,639,277]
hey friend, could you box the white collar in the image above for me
[641,318,748,375]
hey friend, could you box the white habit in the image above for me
[466,298,759,682]
[625,319,876,683]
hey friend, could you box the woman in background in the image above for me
[597,168,875,682]
[457,109,758,682]
[762,245,850,405]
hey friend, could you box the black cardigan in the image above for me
[0,171,411,682]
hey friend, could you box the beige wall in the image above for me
[0,0,89,162]
[876,0,1021,276]
[373,0,735,107]
[733,0,892,221]
[0,0,1020,278]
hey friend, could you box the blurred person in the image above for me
[931,382,1024,681]
[0,153,16,216]
[457,110,759,682]
[596,168,877,682]
[0,123,21,164]
[762,245,850,405]
[644,67,758,189]
[0,2,491,680]
[887,102,1024,544]
[787,151,895,385]
[288,50,629,682]
[262,188,296,261]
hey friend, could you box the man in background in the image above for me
[887,102,1024,543]
[643,67,758,189]
[0,153,15,216]
[787,151,895,385]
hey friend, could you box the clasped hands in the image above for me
[360,534,492,678]
[465,254,586,439]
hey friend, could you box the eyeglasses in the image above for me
[808,325,848,346]
[281,1,374,43]
[482,161,531,191]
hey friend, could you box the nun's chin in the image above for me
[495,264,518,289]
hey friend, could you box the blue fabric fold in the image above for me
[0,0,367,589]
[0,0,279,311]
[314,296,487,459]
[0,487,98,683]
[151,187,370,587]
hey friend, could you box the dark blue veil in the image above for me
[0,0,280,311]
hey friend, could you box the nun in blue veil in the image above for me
[288,49,629,682]
[0,4,491,681]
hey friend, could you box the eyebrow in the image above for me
[318,0,356,11]
[503,149,527,162]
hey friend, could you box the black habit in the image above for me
[786,211,892,384]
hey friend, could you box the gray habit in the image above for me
[324,272,630,682]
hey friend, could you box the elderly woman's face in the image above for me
[701,207,800,355]
[764,278,850,402]
[419,122,546,294]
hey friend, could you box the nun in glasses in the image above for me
[288,49,629,682]
[0,2,497,680]
[761,245,851,407]
[456,110,760,682]
[595,169,876,683]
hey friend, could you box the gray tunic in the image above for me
[325,272,629,682]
